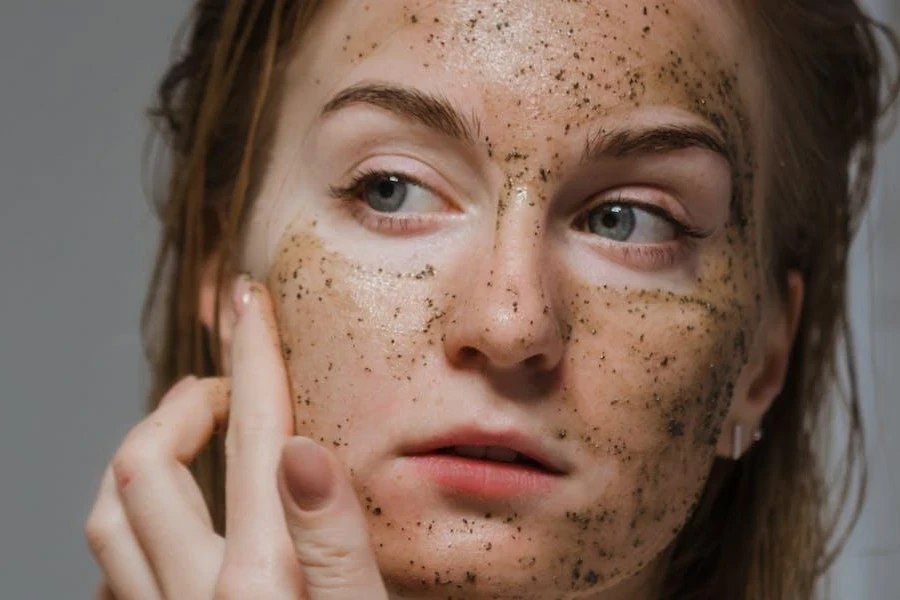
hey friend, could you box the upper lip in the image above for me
[404,425,570,474]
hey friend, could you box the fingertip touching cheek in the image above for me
[243,1,767,598]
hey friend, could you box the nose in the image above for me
[442,187,565,373]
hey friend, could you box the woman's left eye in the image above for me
[582,202,679,244]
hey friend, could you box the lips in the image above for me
[435,445,552,471]
[400,427,569,498]
[404,427,569,475]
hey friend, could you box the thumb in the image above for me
[279,437,388,600]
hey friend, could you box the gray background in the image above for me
[0,2,896,598]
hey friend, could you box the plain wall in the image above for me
[0,2,897,598]
[0,2,184,596]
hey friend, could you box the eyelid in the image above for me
[568,190,712,271]
[588,187,684,220]
[329,168,430,203]
[331,155,461,212]
[579,191,713,239]
[328,158,467,236]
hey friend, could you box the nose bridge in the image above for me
[485,185,547,307]
[443,181,564,371]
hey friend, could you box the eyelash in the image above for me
[606,237,690,270]
[328,168,446,233]
[573,197,709,240]
[329,170,711,269]
[572,197,710,269]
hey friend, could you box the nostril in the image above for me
[451,344,557,375]
[456,345,481,366]
[524,353,549,370]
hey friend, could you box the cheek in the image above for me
[266,225,444,458]
[567,295,745,450]
[552,280,754,573]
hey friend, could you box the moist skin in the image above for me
[242,1,768,598]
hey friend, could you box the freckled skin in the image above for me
[243,1,769,598]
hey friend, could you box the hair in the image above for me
[141,2,900,598]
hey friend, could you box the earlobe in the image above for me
[746,271,804,408]
[716,270,804,458]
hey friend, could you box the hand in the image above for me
[85,277,387,599]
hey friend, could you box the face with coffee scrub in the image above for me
[234,1,791,597]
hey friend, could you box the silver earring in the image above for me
[752,428,763,442]
[732,423,743,460]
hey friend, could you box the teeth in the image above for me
[451,445,520,463]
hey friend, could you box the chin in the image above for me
[360,490,676,600]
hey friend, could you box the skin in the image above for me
[226,1,800,598]
[87,280,389,599]
[87,1,802,599]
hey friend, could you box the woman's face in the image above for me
[241,1,769,597]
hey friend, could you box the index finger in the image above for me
[222,276,298,578]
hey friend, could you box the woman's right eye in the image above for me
[339,172,445,214]
[364,175,408,212]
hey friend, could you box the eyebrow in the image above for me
[321,81,732,166]
[583,125,732,166]
[321,81,481,145]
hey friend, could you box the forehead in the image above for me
[292,0,756,125]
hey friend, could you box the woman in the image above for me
[85,1,900,598]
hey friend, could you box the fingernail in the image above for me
[232,274,254,318]
[282,437,335,512]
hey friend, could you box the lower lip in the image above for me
[407,454,558,498]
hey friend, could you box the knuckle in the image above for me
[112,437,164,488]
[158,375,199,406]
[83,521,107,557]
[173,376,230,427]
[83,511,124,559]
[298,538,374,585]
[305,558,374,592]
[304,540,358,567]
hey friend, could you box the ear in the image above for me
[716,270,804,458]
[198,251,240,373]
